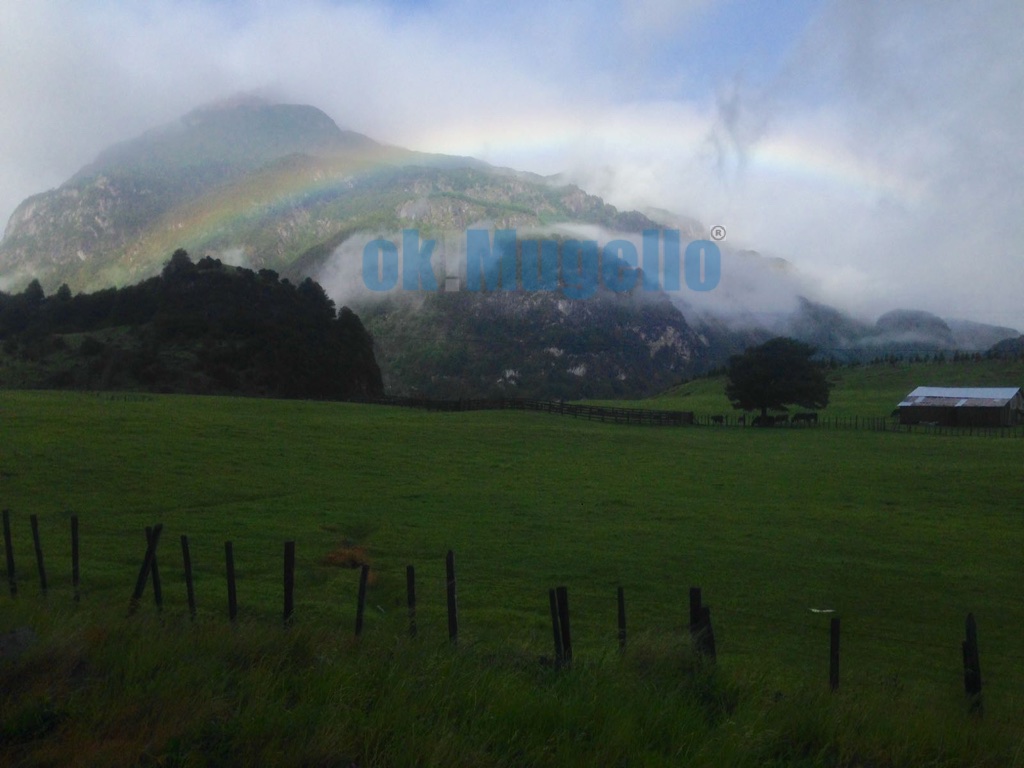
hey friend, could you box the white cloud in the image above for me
[0,0,1021,331]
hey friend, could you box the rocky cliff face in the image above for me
[355,286,709,399]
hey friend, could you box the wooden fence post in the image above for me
[549,589,564,666]
[283,541,295,625]
[689,587,702,633]
[963,613,982,713]
[829,617,840,691]
[225,541,237,622]
[71,514,80,603]
[617,585,627,652]
[355,563,370,636]
[30,514,47,595]
[129,524,162,613]
[446,550,459,646]
[689,587,716,660]
[406,565,417,638]
[556,586,572,666]
[181,535,196,620]
[3,509,16,597]
[699,606,717,661]
[146,526,162,611]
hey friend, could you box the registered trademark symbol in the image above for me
[710,225,726,241]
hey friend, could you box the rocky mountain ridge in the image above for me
[1,98,1018,398]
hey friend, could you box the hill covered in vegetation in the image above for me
[0,250,383,400]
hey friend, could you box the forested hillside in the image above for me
[0,250,383,400]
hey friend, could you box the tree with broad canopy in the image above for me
[725,337,831,419]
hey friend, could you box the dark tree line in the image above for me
[0,250,383,400]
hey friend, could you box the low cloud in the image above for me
[0,0,1020,330]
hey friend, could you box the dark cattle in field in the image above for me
[711,415,724,425]
[792,412,818,425]
[752,415,773,427]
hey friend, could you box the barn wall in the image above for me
[899,406,953,425]
[954,406,1007,427]
[899,405,1013,426]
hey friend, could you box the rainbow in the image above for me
[404,107,921,206]
[116,108,920,287]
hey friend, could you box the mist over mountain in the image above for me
[0,98,1018,398]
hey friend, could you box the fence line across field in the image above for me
[687,411,1023,436]
[0,510,998,715]
[356,396,1023,436]
[359,396,696,426]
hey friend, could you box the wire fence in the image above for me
[359,396,695,426]
[359,396,1023,436]
[1,509,1013,713]
[693,412,1024,437]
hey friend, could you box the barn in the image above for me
[896,386,1024,427]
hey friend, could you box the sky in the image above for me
[1,0,1022,329]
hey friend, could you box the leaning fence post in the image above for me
[446,550,459,646]
[30,514,47,595]
[129,524,162,614]
[2,509,15,598]
[963,612,983,713]
[829,617,841,691]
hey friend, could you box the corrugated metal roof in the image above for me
[906,386,1021,399]
[898,386,1022,408]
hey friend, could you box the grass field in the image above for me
[1,363,1023,766]
[648,356,1024,418]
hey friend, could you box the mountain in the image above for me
[783,297,874,353]
[792,307,1019,360]
[0,97,725,398]
[359,287,708,400]
[0,97,656,294]
[987,335,1024,358]
[1,98,1018,398]
[947,318,1023,351]
[1,98,389,290]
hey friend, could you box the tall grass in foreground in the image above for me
[3,387,1024,765]
[2,599,1021,767]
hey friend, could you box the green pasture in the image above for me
[645,356,1024,418]
[3,389,1022,682]
[2,380,1023,765]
